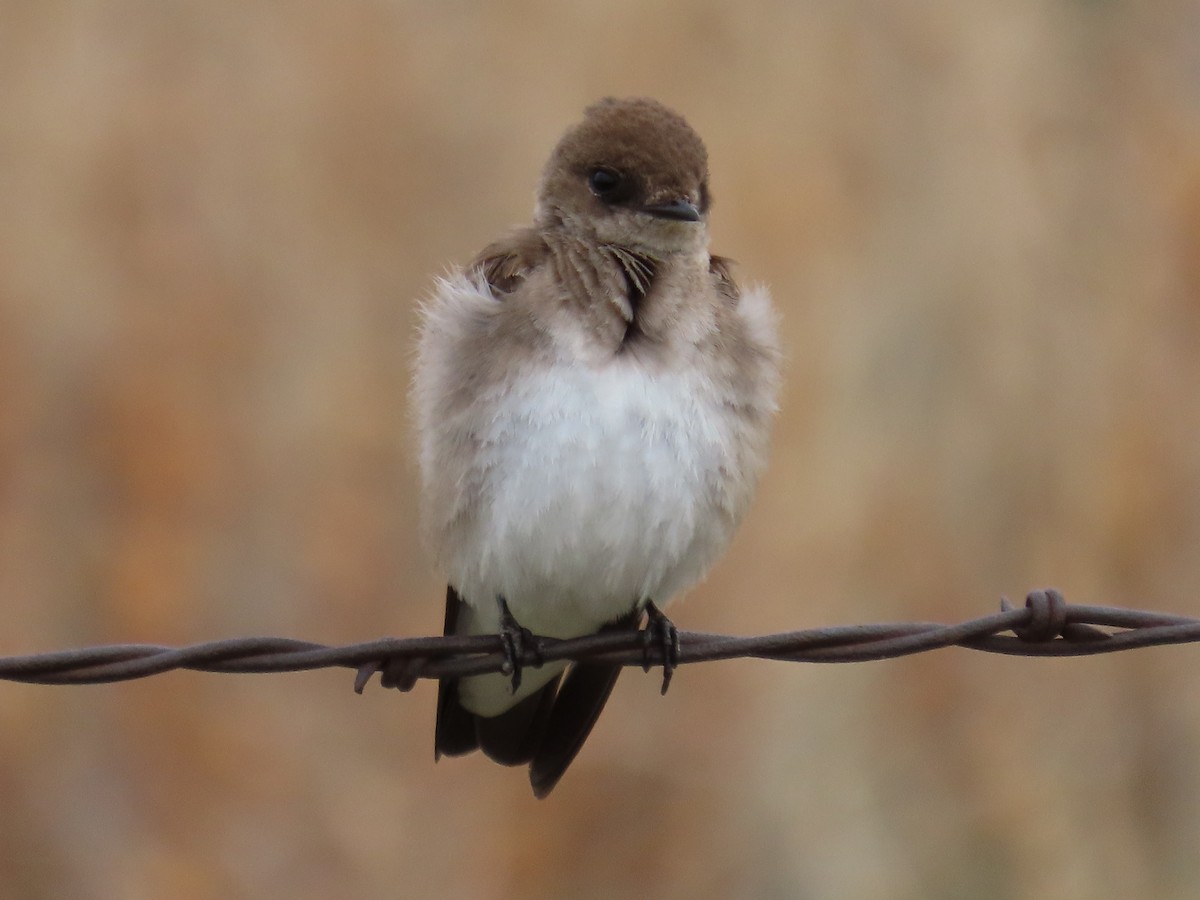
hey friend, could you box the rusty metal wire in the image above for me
[1,590,1198,694]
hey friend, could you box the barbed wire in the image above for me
[1,591,1197,696]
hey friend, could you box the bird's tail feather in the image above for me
[435,585,641,796]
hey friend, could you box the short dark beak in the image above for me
[641,199,702,222]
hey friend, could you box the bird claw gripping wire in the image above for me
[640,600,680,695]
[496,595,542,694]
[354,654,426,694]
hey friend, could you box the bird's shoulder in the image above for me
[470,227,551,296]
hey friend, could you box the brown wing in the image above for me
[471,228,551,296]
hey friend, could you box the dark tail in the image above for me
[528,659,625,797]
[434,585,639,796]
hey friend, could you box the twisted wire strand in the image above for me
[1,590,1197,692]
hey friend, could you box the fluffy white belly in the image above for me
[445,359,738,638]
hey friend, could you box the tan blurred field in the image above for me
[2,1,1199,898]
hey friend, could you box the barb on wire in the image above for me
[1,590,1197,693]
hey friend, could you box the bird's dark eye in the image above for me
[587,166,624,200]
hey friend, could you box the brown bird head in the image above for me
[535,97,711,255]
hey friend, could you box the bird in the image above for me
[413,96,780,797]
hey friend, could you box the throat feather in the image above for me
[605,245,659,342]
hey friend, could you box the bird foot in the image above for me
[496,595,541,694]
[354,655,425,693]
[641,600,680,695]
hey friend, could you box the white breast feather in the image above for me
[420,276,752,636]
[448,361,737,636]
[417,272,773,715]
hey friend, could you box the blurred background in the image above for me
[1,1,1199,897]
